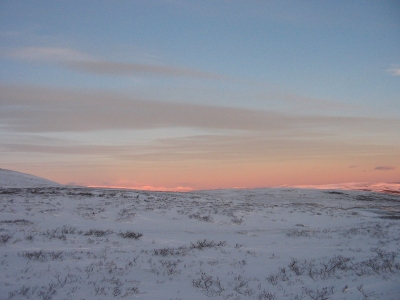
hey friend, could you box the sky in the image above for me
[0,0,399,191]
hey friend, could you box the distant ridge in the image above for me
[0,168,399,195]
[293,182,400,195]
[0,168,61,188]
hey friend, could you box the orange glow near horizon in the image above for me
[45,157,399,193]
[87,185,194,192]
[84,182,400,194]
[10,149,399,193]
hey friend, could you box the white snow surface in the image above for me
[0,168,61,188]
[1,171,400,299]
[293,182,400,195]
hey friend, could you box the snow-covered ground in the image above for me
[0,170,399,299]
[0,169,61,188]
[292,182,400,196]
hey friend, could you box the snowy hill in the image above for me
[0,168,61,188]
[294,182,400,195]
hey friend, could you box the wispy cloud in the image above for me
[387,65,400,76]
[7,46,91,62]
[117,134,396,163]
[374,166,396,171]
[1,85,396,134]
[66,60,222,79]
[0,30,22,37]
[2,131,397,169]
[0,143,124,156]
[5,46,222,79]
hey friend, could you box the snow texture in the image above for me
[0,169,61,188]
[0,169,400,299]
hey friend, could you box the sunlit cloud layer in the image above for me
[1,85,397,134]
[2,131,396,162]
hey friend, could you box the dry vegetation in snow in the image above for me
[0,183,399,299]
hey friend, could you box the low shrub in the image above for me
[118,230,143,239]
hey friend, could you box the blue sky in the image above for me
[0,0,399,189]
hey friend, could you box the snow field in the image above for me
[0,186,399,299]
